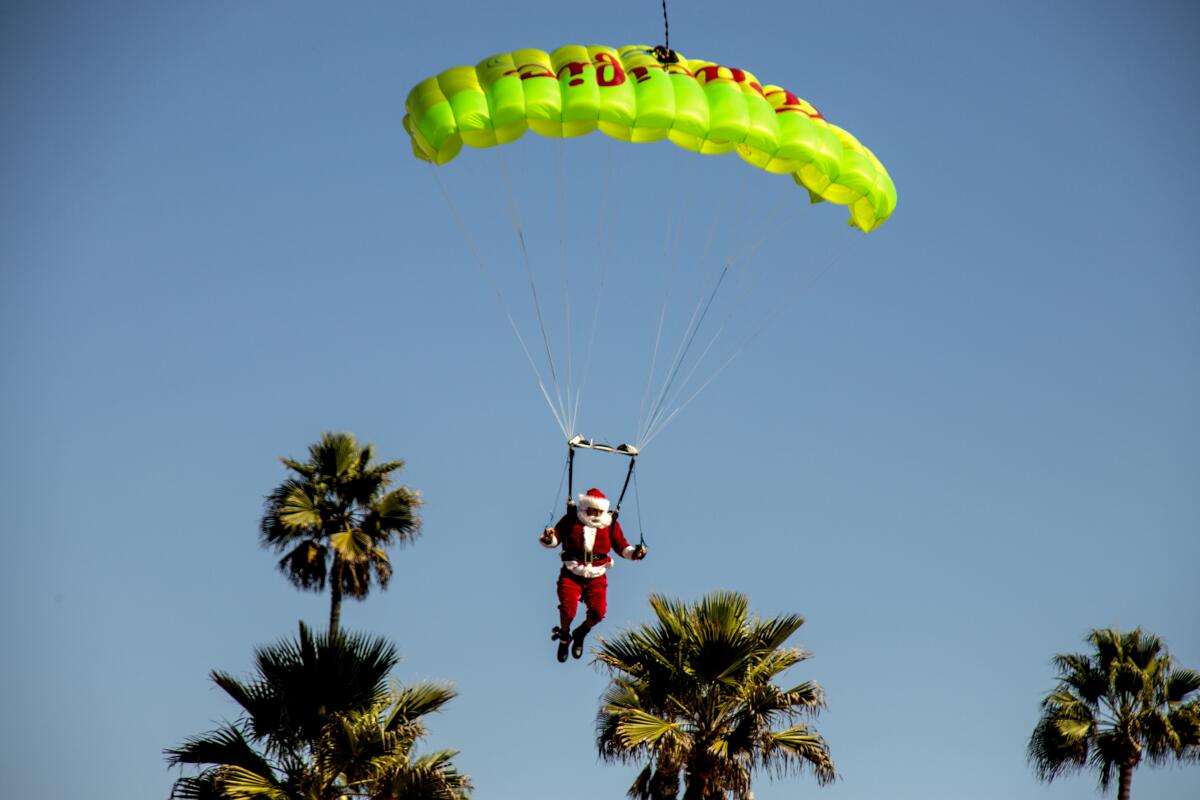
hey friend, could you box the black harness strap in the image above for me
[566,444,577,513]
[614,455,637,515]
[566,438,645,548]
[613,455,644,548]
[632,467,646,547]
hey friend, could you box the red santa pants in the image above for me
[557,569,607,631]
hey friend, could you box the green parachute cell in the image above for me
[404,44,896,232]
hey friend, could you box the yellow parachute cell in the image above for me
[404,44,896,232]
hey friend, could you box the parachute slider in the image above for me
[652,45,680,65]
[568,434,639,457]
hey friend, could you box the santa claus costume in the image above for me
[540,487,646,661]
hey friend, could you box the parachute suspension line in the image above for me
[643,191,824,448]
[547,451,569,526]
[496,150,570,432]
[647,229,831,449]
[637,273,713,447]
[637,204,680,439]
[640,345,745,448]
[431,170,569,438]
[554,139,576,434]
[641,178,793,446]
[653,194,788,426]
[572,140,616,435]
[640,318,766,448]
[638,261,731,446]
[638,172,720,448]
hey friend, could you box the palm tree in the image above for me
[594,591,835,800]
[165,622,471,800]
[261,432,421,635]
[1028,627,1200,800]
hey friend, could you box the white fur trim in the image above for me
[583,526,596,552]
[576,507,613,529]
[621,545,636,559]
[577,491,611,513]
[563,560,609,578]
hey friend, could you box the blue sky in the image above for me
[3,2,1198,799]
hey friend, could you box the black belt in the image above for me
[562,553,608,564]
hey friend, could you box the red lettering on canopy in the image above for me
[556,61,589,87]
[765,89,824,119]
[630,66,660,84]
[517,63,556,80]
[694,65,763,95]
[593,52,627,86]
[694,65,727,85]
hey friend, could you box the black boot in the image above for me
[571,625,590,660]
[552,626,571,663]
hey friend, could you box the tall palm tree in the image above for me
[594,591,835,800]
[261,432,421,635]
[165,622,471,800]
[1028,627,1200,800]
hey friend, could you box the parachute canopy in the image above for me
[404,44,896,232]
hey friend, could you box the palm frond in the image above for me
[752,613,806,652]
[1165,668,1200,705]
[1089,727,1125,790]
[765,725,836,783]
[626,763,655,800]
[595,591,831,798]
[274,486,323,531]
[384,681,459,732]
[164,723,275,778]
[376,749,473,800]
[260,434,424,611]
[216,764,288,800]
[169,772,224,800]
[274,540,328,591]
[330,528,374,561]
[613,709,687,749]
[310,432,361,480]
[260,480,316,544]
[776,680,826,711]
[1028,716,1089,780]
[1031,626,1200,789]
[168,623,468,800]
[373,487,423,540]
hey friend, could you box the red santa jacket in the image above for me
[544,513,637,578]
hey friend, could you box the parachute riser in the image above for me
[563,435,647,547]
[654,0,678,66]
[565,433,638,513]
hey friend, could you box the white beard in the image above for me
[577,509,612,529]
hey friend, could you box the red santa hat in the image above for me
[577,487,611,513]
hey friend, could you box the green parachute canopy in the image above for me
[404,44,896,232]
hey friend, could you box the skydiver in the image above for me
[539,487,647,662]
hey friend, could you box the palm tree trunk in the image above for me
[329,554,343,636]
[1117,761,1134,800]
[681,760,713,800]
